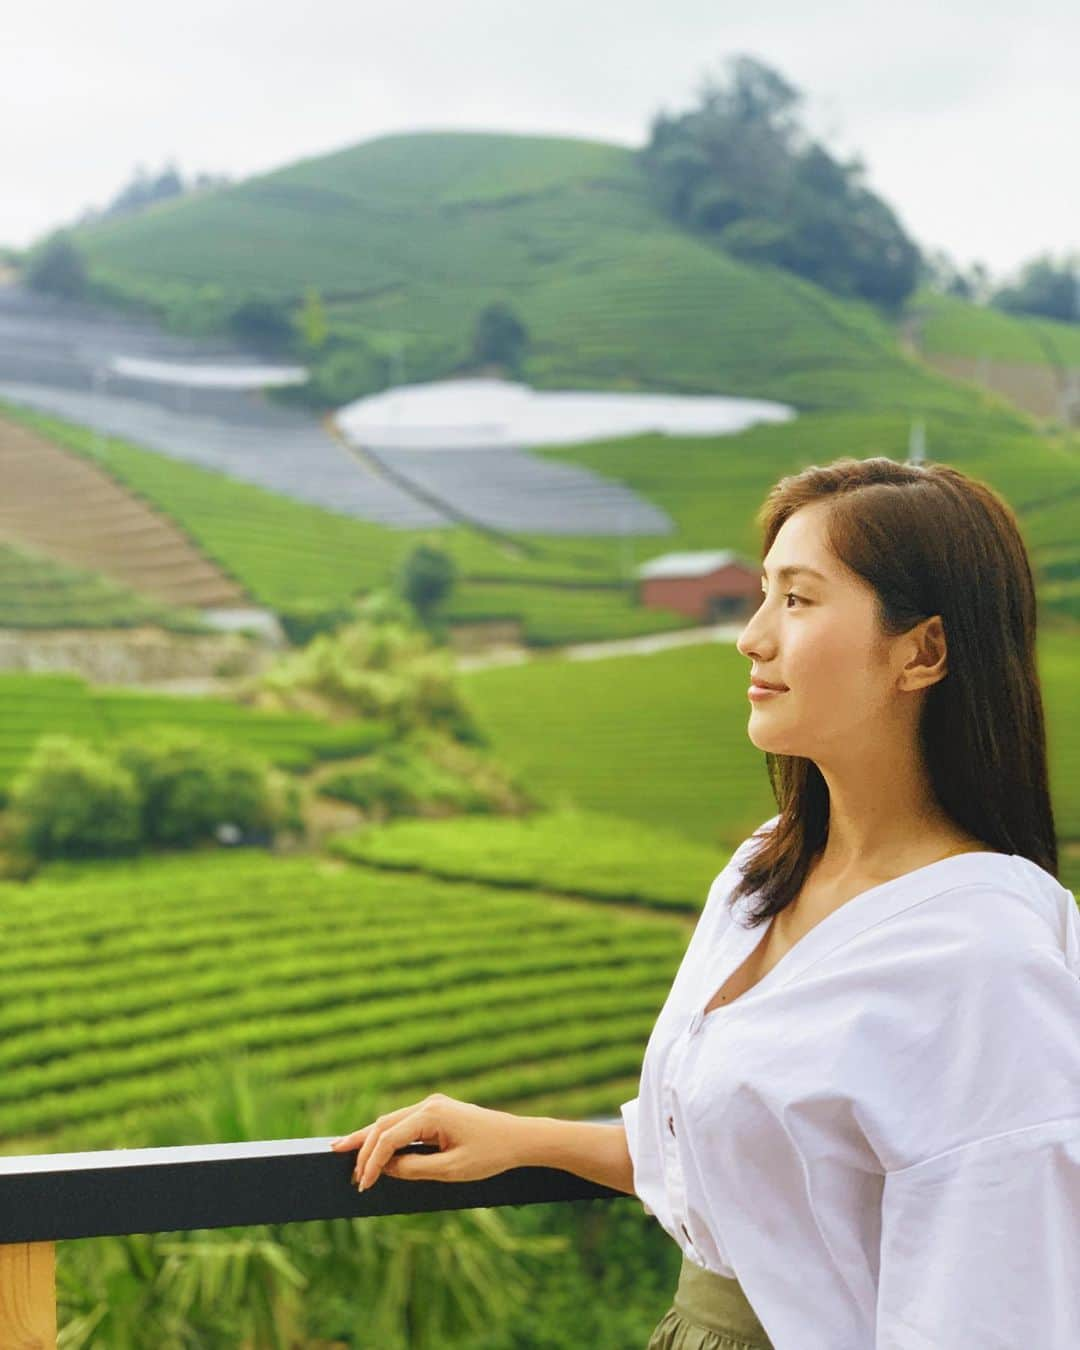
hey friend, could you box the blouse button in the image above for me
[667,1115,675,1136]
[681,1222,692,1243]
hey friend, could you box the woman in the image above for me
[331,456,1080,1348]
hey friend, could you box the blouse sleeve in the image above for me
[619,1094,654,1216]
[875,1118,1080,1348]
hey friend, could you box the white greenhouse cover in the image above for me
[334,378,795,450]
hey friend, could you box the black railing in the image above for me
[0,1123,626,1346]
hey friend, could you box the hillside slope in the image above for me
[75,131,982,416]
[905,289,1080,424]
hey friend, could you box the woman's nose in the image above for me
[737,611,771,661]
[736,618,759,658]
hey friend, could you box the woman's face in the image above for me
[735,501,902,761]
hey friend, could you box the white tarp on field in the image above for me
[334,377,795,450]
[110,356,308,388]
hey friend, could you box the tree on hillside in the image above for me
[296,285,329,351]
[639,54,921,309]
[227,296,297,354]
[991,253,1079,324]
[471,300,529,372]
[921,249,995,305]
[104,159,185,218]
[399,543,458,626]
[71,162,232,230]
[23,230,88,298]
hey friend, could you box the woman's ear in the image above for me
[899,616,948,692]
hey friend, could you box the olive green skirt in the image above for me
[647,1252,774,1350]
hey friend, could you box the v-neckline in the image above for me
[698,847,1012,1022]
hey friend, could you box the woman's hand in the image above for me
[329,1092,525,1190]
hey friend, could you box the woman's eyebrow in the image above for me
[761,564,828,582]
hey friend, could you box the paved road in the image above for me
[454,621,744,671]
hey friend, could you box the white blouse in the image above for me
[621,814,1080,1349]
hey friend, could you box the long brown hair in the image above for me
[729,455,1058,927]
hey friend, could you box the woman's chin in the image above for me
[746,723,796,754]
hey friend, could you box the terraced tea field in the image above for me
[458,634,1080,850]
[0,672,381,798]
[0,850,697,1156]
[0,411,247,609]
[0,543,205,631]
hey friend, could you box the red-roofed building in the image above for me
[636,550,760,622]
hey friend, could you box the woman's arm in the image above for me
[513,1115,637,1197]
[332,1094,638,1197]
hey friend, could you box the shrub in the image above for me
[471,300,529,372]
[317,730,528,822]
[9,734,142,859]
[226,297,296,355]
[277,599,358,647]
[302,339,389,404]
[23,230,88,298]
[0,812,39,880]
[398,544,457,624]
[254,612,480,740]
[114,727,286,848]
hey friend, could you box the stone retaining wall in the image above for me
[0,627,276,685]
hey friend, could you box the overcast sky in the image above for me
[3,0,1076,281]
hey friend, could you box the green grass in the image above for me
[458,633,1080,851]
[0,849,691,1154]
[0,542,208,631]
[328,806,731,911]
[0,672,382,799]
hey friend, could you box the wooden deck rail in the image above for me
[0,1123,625,1348]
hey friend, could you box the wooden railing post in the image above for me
[0,1241,56,1349]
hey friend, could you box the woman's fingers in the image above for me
[329,1094,521,1190]
[330,1097,431,1152]
[329,1127,368,1150]
[354,1108,438,1189]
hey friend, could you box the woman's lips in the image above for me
[748,684,788,700]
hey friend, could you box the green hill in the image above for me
[75,130,982,416]
[8,131,1076,641]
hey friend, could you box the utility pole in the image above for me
[907,416,926,465]
[620,502,632,582]
[91,365,106,458]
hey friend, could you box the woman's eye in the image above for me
[759,590,806,608]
